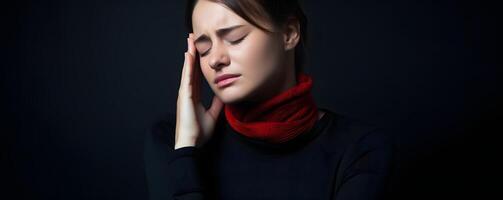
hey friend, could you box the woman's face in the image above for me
[192,0,294,105]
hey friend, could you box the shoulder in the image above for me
[321,110,397,199]
[319,108,395,159]
[321,109,396,181]
[341,124,395,174]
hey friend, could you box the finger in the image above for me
[188,33,196,57]
[181,34,193,89]
[176,52,189,141]
[189,35,201,91]
[179,52,190,92]
[187,35,202,101]
[186,37,196,85]
[207,95,224,119]
[186,52,199,101]
[181,33,191,80]
[179,52,186,90]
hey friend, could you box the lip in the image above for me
[214,73,241,84]
[214,74,241,88]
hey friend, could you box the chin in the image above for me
[216,92,245,105]
[214,86,251,105]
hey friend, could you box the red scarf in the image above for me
[224,72,319,144]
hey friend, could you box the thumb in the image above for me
[207,95,224,120]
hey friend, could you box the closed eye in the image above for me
[229,35,247,45]
[199,35,247,57]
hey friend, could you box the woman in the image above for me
[144,0,396,199]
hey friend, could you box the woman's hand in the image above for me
[174,33,224,150]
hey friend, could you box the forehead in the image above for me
[191,1,248,35]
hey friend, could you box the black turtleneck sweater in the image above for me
[143,108,396,200]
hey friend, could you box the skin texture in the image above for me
[175,0,324,149]
[192,0,298,105]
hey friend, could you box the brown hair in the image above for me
[185,0,308,75]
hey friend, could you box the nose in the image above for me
[208,43,230,70]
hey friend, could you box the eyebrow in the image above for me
[194,24,245,44]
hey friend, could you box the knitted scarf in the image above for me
[224,72,319,143]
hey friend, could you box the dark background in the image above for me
[2,0,499,199]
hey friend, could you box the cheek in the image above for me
[231,35,281,77]
[199,59,213,84]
